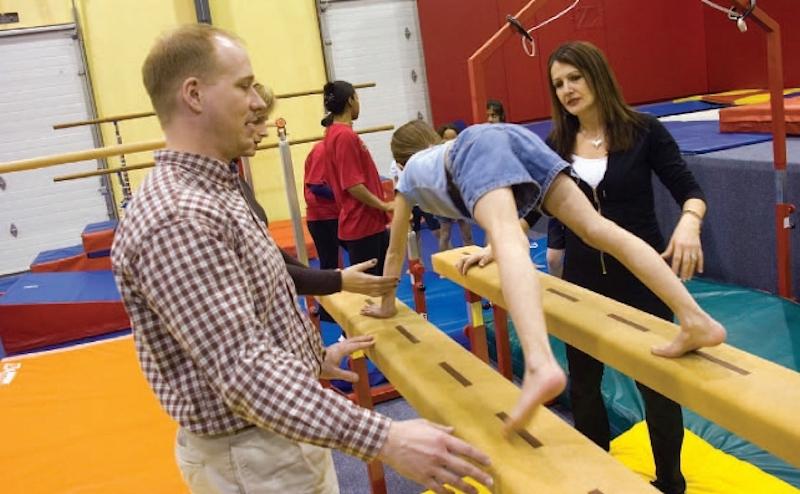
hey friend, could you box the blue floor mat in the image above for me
[636,100,726,118]
[521,116,773,155]
[661,120,773,154]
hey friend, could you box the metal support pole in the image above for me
[111,120,132,206]
[194,0,212,24]
[275,119,309,265]
[467,0,549,123]
[729,0,795,298]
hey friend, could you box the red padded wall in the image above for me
[419,0,797,125]
[704,0,800,92]
[602,0,708,104]
[420,0,710,124]
[418,0,510,126]
[532,0,610,121]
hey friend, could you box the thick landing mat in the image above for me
[0,337,187,494]
[637,100,726,118]
[720,98,800,135]
[82,220,117,258]
[0,271,129,354]
[612,422,799,494]
[30,244,111,272]
[699,88,800,106]
[267,218,317,260]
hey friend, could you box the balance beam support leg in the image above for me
[465,290,490,362]
[492,306,513,380]
[349,354,387,494]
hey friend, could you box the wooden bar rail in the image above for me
[51,82,377,130]
[48,124,395,183]
[0,139,165,174]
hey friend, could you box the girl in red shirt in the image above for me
[321,81,393,275]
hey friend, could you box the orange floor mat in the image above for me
[0,337,187,494]
[267,218,318,260]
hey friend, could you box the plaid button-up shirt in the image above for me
[112,150,390,461]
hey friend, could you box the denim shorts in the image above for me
[449,123,570,220]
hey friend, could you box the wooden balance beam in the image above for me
[432,246,800,469]
[318,291,659,493]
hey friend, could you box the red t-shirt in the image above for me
[323,123,388,241]
[303,141,339,221]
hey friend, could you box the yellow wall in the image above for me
[3,0,326,219]
[210,0,327,222]
[0,0,72,30]
[74,0,197,209]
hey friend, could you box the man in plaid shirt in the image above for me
[111,24,492,494]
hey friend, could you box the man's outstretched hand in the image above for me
[320,335,375,382]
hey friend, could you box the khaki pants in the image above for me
[175,426,339,494]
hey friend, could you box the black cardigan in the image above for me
[238,177,342,296]
[547,114,704,310]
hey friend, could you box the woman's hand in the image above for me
[661,214,703,281]
[454,246,494,275]
[340,259,399,297]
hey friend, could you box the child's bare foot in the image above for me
[504,361,566,433]
[652,312,726,357]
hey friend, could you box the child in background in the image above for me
[486,99,506,123]
[435,123,473,251]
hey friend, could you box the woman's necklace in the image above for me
[580,128,605,149]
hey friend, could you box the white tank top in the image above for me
[571,154,608,188]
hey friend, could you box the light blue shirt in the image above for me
[395,142,466,220]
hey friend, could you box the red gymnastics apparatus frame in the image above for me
[467,0,795,299]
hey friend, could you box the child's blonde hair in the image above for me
[253,82,275,115]
[391,120,442,166]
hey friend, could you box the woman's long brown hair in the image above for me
[546,41,645,161]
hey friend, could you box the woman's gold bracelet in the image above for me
[682,209,704,227]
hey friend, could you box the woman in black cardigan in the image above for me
[545,41,705,494]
